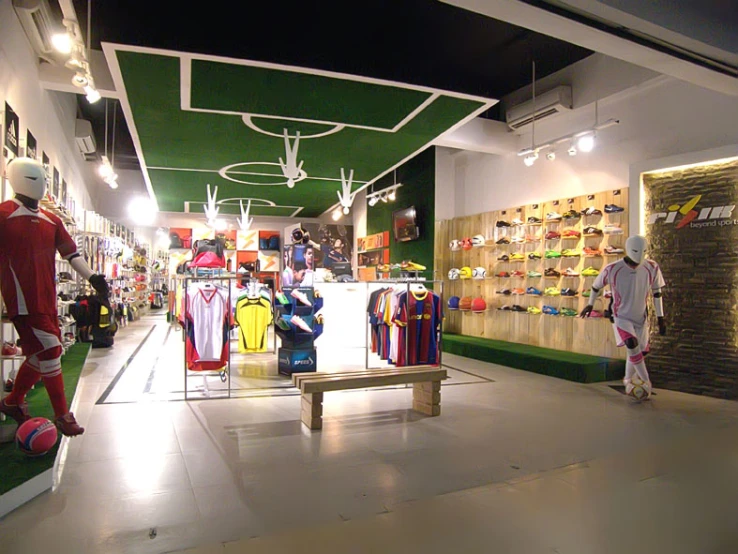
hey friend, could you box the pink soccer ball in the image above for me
[16,417,58,457]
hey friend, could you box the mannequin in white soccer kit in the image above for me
[580,236,666,399]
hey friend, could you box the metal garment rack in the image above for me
[182,274,235,401]
[364,279,444,371]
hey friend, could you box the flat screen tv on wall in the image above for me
[392,206,420,242]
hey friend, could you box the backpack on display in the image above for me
[169,232,183,248]
[190,238,226,268]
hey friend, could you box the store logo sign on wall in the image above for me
[647,194,736,229]
[4,102,19,156]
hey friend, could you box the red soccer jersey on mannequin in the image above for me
[0,199,78,318]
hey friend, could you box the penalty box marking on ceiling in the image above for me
[184,196,304,218]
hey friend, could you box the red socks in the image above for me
[42,374,68,418]
[5,361,40,406]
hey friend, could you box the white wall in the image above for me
[0,2,95,211]
[446,74,738,220]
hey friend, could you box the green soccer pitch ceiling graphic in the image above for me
[104,44,498,218]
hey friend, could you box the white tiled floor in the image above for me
[2,313,738,553]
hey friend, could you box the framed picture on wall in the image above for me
[52,167,60,200]
[26,129,37,160]
[3,102,19,158]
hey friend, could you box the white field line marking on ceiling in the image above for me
[146,166,368,183]
[101,42,159,209]
[242,115,345,139]
[184,198,303,218]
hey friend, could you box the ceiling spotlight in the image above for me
[380,193,389,203]
[332,209,342,221]
[85,86,101,104]
[107,179,119,190]
[342,206,350,215]
[568,144,577,156]
[128,197,157,226]
[71,72,88,88]
[546,152,556,161]
[577,134,596,153]
[51,32,72,54]
[388,190,396,201]
[99,156,114,178]
[523,152,538,167]
[368,195,379,207]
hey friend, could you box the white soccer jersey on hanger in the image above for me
[188,284,227,361]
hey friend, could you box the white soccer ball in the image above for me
[448,268,460,280]
[472,266,487,280]
[471,234,486,248]
[449,239,461,251]
[626,377,650,401]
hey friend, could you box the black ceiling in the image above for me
[72,0,592,170]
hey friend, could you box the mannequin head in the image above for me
[625,235,647,265]
[6,157,46,201]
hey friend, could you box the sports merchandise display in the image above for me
[561,288,577,297]
[581,206,602,216]
[496,271,510,278]
[527,216,542,225]
[626,377,649,401]
[511,305,527,312]
[561,308,578,317]
[400,260,426,271]
[604,204,625,213]
[510,253,525,261]
[496,220,511,227]
[545,250,561,258]
[527,306,542,315]
[184,282,230,370]
[544,287,561,296]
[498,254,510,261]
[526,287,542,296]
[562,229,581,238]
[545,231,561,240]
[510,270,525,278]
[448,296,460,310]
[448,268,460,280]
[581,267,600,277]
[562,249,581,257]
[496,237,510,245]
[544,268,561,278]
[603,224,624,235]
[471,234,486,247]
[459,266,473,279]
[542,305,560,316]
[234,293,273,353]
[562,209,580,220]
[497,289,512,295]
[498,305,512,311]
[528,253,542,260]
[583,247,602,256]
[527,270,542,278]
[449,239,461,251]
[511,236,526,244]
[461,238,474,250]
[604,245,624,255]
[471,297,487,313]
[583,226,603,236]
[473,267,487,279]
[511,288,525,295]
[510,218,523,226]
[459,296,473,311]
[15,417,58,456]
[562,267,580,277]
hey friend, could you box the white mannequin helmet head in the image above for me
[625,235,647,265]
[7,157,46,201]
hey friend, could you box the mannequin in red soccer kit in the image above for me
[0,158,109,436]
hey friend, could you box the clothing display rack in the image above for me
[365,279,444,371]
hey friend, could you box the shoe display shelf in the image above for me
[274,287,324,376]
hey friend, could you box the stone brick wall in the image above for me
[644,159,738,399]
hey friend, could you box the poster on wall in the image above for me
[4,102,19,158]
[26,130,37,160]
[283,223,354,283]
[42,152,50,192]
[52,167,60,200]
[61,179,67,207]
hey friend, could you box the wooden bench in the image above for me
[292,366,448,430]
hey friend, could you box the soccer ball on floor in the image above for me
[626,377,650,401]
[16,417,58,456]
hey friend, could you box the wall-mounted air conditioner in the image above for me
[75,119,96,155]
[506,86,573,130]
[12,0,61,61]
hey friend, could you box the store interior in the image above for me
[1,0,738,551]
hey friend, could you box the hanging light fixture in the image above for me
[99,99,119,188]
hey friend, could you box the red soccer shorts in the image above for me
[12,314,63,376]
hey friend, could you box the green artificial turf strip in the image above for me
[443,333,625,383]
[0,343,90,496]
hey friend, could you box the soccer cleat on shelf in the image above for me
[542,305,560,316]
[510,270,526,277]
[496,237,511,244]
[561,308,578,317]
[604,224,624,235]
[498,254,510,261]
[511,236,526,244]
[498,305,512,311]
[562,229,581,238]
[583,247,602,257]
[496,220,511,228]
[581,267,601,277]
[562,249,581,257]
[55,412,85,437]
[545,250,562,258]
[545,212,562,221]
[544,268,561,278]
[526,287,542,296]
[496,271,510,278]
[377,264,391,273]
[497,289,512,295]
[511,218,524,226]
[562,267,580,277]
[589,310,604,318]
[511,288,526,295]
[545,231,561,240]
[582,226,603,236]
[527,270,542,278]
[0,398,30,425]
[582,290,591,297]
[581,206,603,216]
[604,245,624,255]
[511,304,527,312]
[527,216,542,225]
[510,253,525,261]
[525,234,539,242]
[291,289,312,307]
[527,306,542,315]
[402,260,427,271]
[290,315,313,332]
[562,209,580,220]
[1,342,18,357]
[561,288,578,297]
[275,292,291,305]
[528,252,542,260]
[544,287,561,296]
[604,204,625,213]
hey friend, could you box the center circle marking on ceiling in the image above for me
[219,162,308,186]
[241,115,345,139]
